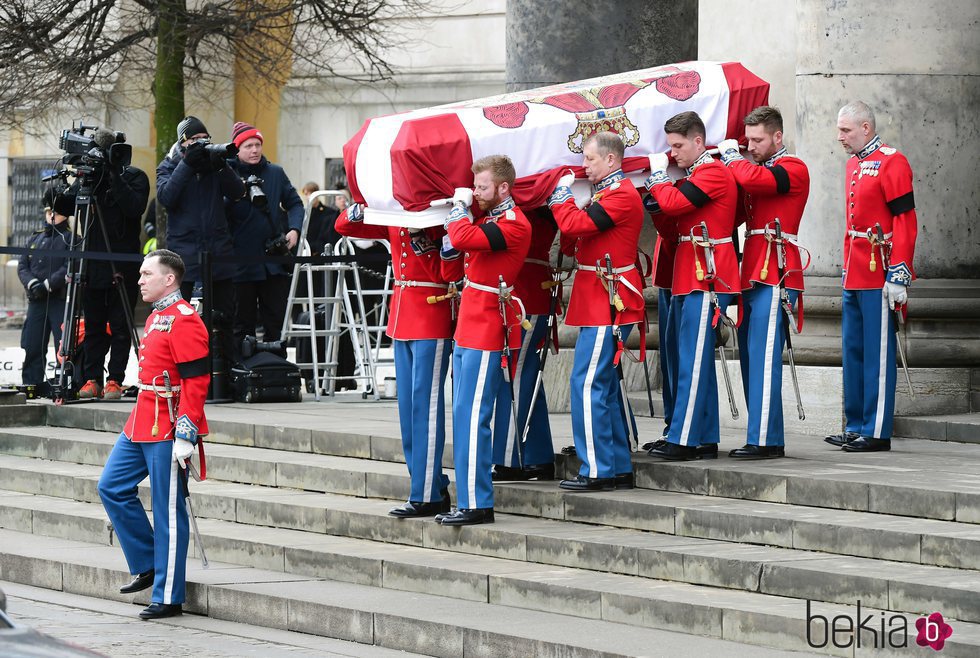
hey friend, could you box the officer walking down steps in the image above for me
[97,249,211,619]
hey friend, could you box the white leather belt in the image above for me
[745,229,799,241]
[394,280,448,289]
[678,235,733,245]
[575,263,636,274]
[577,263,642,299]
[138,382,181,392]
[464,278,513,295]
[848,229,893,240]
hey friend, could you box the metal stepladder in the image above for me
[280,191,394,401]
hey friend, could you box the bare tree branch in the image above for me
[0,0,436,131]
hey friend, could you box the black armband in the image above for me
[678,180,711,208]
[770,165,791,195]
[480,223,507,251]
[587,203,615,231]
[887,191,915,216]
[177,356,210,378]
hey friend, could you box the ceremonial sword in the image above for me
[697,222,740,420]
[875,225,914,398]
[603,254,639,451]
[498,276,525,470]
[773,220,805,420]
[164,370,209,568]
[521,253,563,445]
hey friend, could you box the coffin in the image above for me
[343,61,769,227]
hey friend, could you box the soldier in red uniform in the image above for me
[437,155,531,525]
[646,111,740,460]
[717,106,810,458]
[491,207,558,482]
[549,131,645,490]
[336,205,457,517]
[826,101,917,453]
[97,249,210,619]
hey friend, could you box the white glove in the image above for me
[452,187,473,207]
[548,170,576,207]
[883,282,908,310]
[644,153,671,189]
[648,153,669,173]
[172,438,194,466]
[717,139,742,166]
[346,203,363,223]
[557,170,575,189]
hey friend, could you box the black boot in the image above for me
[120,569,154,594]
[841,436,891,452]
[139,602,182,620]
[728,444,785,459]
[646,439,717,459]
[824,431,861,447]
[558,475,616,492]
[648,441,701,461]
[438,508,494,526]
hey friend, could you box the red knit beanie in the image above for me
[232,121,263,148]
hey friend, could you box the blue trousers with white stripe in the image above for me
[736,285,799,447]
[842,288,897,439]
[658,288,675,431]
[394,338,452,503]
[452,346,504,509]
[492,314,554,468]
[665,291,735,447]
[98,434,188,605]
[570,325,634,479]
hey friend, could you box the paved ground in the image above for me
[1,582,418,657]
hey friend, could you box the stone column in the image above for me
[506,0,699,91]
[794,0,980,413]
[796,0,980,279]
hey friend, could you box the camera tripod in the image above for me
[51,167,141,403]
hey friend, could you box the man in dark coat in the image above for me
[156,116,245,375]
[226,121,303,348]
[76,130,150,399]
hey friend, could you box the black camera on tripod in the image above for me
[57,123,132,172]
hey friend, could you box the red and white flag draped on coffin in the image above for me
[343,61,769,227]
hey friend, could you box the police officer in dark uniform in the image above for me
[18,189,73,386]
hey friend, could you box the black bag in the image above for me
[230,351,302,403]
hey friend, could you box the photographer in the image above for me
[76,129,150,400]
[18,188,73,386]
[226,122,303,351]
[156,116,244,375]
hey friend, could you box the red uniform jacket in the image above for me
[650,154,740,297]
[336,213,456,340]
[842,137,918,290]
[515,208,559,316]
[552,171,645,327]
[448,198,531,351]
[726,149,810,291]
[123,293,210,442]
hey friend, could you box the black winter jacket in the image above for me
[18,220,71,300]
[226,156,304,282]
[157,148,245,282]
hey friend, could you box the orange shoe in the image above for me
[78,380,102,399]
[103,380,123,400]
